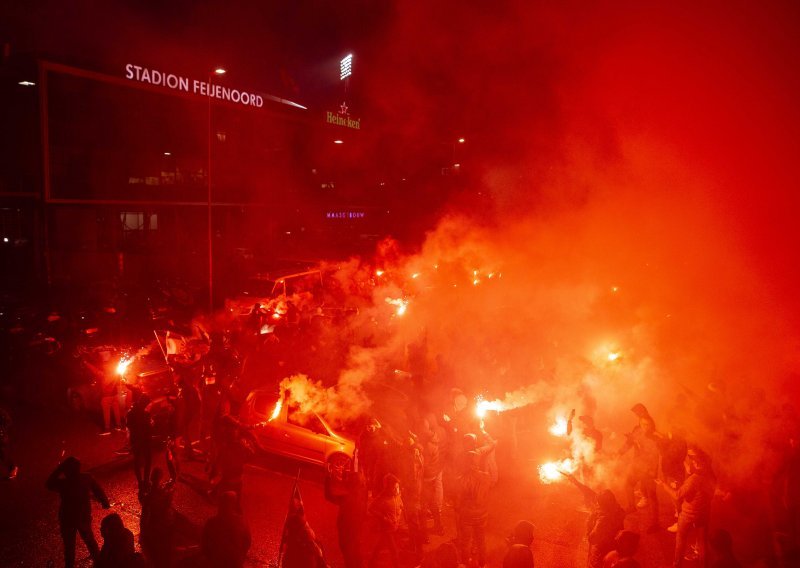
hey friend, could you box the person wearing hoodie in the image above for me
[369,473,404,568]
[46,456,110,568]
[562,472,625,568]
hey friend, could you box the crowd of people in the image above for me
[16,310,798,568]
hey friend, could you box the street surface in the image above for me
[0,391,695,567]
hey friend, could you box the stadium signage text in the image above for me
[326,211,366,219]
[124,64,264,108]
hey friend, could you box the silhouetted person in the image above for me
[208,415,258,504]
[97,512,144,568]
[619,412,660,531]
[602,530,640,568]
[46,456,110,568]
[358,418,387,492]
[400,433,426,559]
[369,473,403,568]
[456,450,492,568]
[421,413,446,535]
[280,513,329,568]
[201,491,252,568]
[325,465,367,568]
[504,520,535,567]
[127,390,153,493]
[658,428,688,531]
[562,472,625,568]
[708,529,742,568]
[175,377,201,458]
[140,468,175,568]
[657,447,716,568]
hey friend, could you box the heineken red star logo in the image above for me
[339,102,349,116]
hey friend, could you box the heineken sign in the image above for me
[326,102,361,130]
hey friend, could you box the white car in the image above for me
[240,389,355,469]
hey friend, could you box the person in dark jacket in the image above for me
[127,390,153,493]
[504,520,535,567]
[400,433,426,559]
[456,451,492,567]
[140,467,175,568]
[619,411,660,531]
[421,414,446,535]
[602,530,640,568]
[587,491,627,568]
[46,456,110,568]
[325,465,367,568]
[562,472,626,568]
[708,529,742,568]
[658,428,688,531]
[201,490,252,568]
[657,447,716,568]
[175,376,201,459]
[369,473,404,568]
[97,512,144,568]
[358,418,388,493]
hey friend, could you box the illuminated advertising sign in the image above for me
[326,211,366,220]
[125,63,264,108]
[326,102,361,130]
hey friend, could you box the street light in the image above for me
[208,67,225,310]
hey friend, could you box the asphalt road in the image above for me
[0,389,699,568]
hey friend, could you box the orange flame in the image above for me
[548,416,569,437]
[538,458,576,484]
[385,297,408,317]
[270,398,283,421]
[475,397,505,418]
[116,357,132,376]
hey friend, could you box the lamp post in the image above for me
[208,67,225,311]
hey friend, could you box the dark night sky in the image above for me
[3,0,800,316]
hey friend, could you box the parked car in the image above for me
[239,388,355,469]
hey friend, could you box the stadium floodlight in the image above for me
[340,54,353,81]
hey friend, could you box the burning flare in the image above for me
[548,416,569,437]
[475,397,505,419]
[538,458,576,484]
[270,398,283,421]
[385,297,408,317]
[116,357,132,376]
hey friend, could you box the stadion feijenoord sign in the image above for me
[125,63,265,108]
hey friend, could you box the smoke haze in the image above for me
[272,1,800,487]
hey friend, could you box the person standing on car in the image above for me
[46,456,110,568]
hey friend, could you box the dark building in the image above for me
[0,54,394,308]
